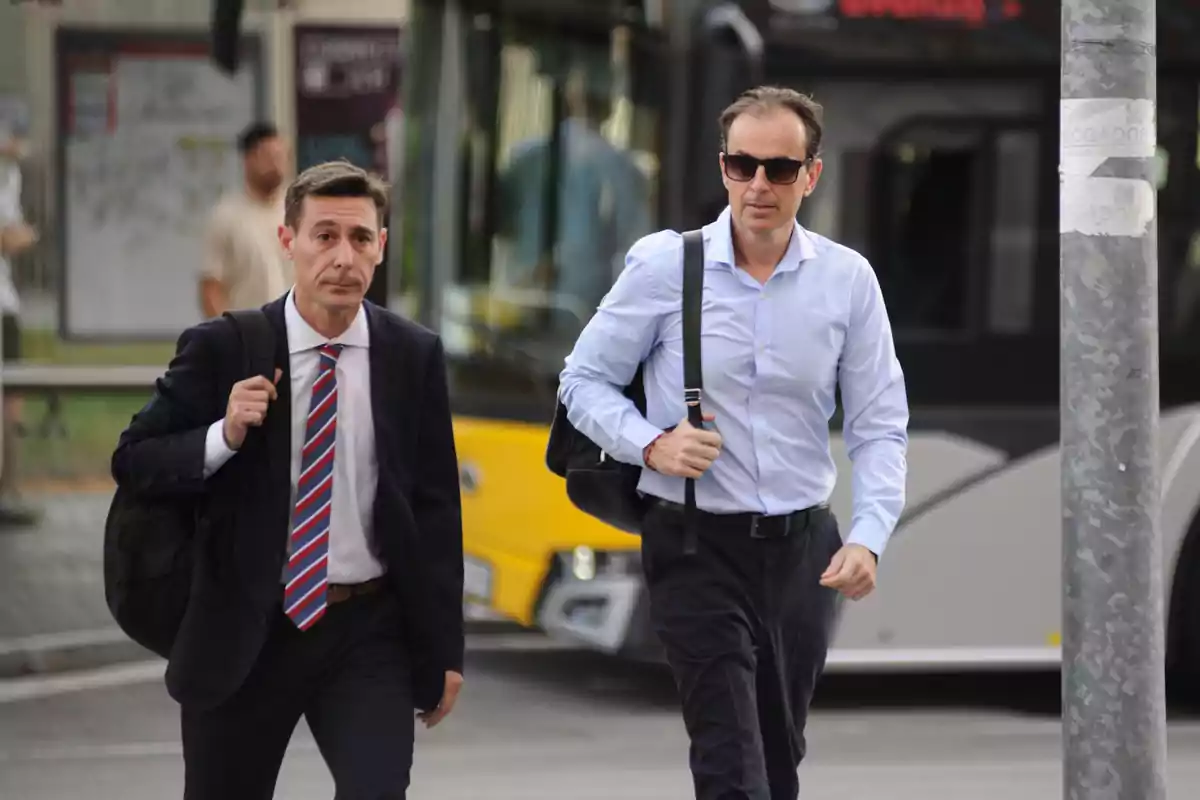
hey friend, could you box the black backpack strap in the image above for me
[681,229,704,555]
[224,309,277,380]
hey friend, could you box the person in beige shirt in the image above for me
[201,122,293,317]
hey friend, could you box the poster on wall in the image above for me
[293,25,405,180]
[57,30,263,340]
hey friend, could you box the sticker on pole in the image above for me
[1060,98,1157,237]
[1061,98,1156,163]
[1060,176,1155,237]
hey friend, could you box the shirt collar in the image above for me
[701,205,817,275]
[284,288,370,354]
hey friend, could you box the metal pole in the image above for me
[1061,1,1167,798]
[662,0,702,231]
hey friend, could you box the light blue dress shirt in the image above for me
[558,206,909,556]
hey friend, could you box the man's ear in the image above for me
[376,228,389,265]
[278,224,294,258]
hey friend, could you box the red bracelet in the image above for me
[643,434,663,469]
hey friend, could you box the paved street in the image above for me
[2,493,1199,797]
[0,491,116,641]
[0,489,158,678]
[3,644,1200,799]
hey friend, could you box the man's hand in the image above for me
[0,222,37,258]
[819,544,878,601]
[0,138,26,160]
[418,671,464,729]
[199,277,229,319]
[222,369,282,450]
[646,413,723,478]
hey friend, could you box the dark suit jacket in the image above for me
[111,295,464,713]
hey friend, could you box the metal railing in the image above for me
[0,365,160,485]
[1,364,161,391]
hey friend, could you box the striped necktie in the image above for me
[283,343,343,630]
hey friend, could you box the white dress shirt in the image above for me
[204,290,385,584]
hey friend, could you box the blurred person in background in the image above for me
[200,121,293,319]
[495,57,652,341]
[0,116,39,527]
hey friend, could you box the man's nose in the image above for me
[331,239,356,266]
[749,166,772,191]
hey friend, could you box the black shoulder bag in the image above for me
[103,309,276,658]
[546,230,705,551]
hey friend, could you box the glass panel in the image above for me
[869,123,985,333]
[786,80,1041,337]
[405,8,662,420]
[1158,80,1200,353]
[987,129,1038,334]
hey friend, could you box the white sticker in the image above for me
[1060,155,1106,178]
[1061,98,1156,161]
[1060,176,1155,238]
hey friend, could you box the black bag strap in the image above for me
[681,229,704,555]
[224,309,277,380]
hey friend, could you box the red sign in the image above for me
[838,0,1023,24]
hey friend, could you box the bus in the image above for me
[390,0,1200,681]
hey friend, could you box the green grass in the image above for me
[7,329,175,489]
[13,392,150,488]
[19,328,176,366]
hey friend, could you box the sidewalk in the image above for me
[0,488,153,678]
[0,488,528,679]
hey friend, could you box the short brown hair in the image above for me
[284,160,390,228]
[718,86,824,160]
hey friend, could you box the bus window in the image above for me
[986,129,1038,335]
[399,6,663,421]
[869,123,984,332]
[1158,79,1200,353]
[787,80,1042,338]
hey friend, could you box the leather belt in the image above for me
[653,498,827,539]
[326,576,386,605]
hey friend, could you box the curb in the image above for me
[0,618,535,680]
[0,628,154,679]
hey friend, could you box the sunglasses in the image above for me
[722,153,812,185]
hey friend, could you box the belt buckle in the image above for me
[749,515,762,538]
[749,513,791,539]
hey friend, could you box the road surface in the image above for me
[2,639,1199,798]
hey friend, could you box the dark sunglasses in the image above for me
[722,153,812,185]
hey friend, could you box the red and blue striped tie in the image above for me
[284,343,343,630]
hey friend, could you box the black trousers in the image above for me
[640,499,843,800]
[181,589,414,800]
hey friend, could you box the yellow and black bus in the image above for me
[220,0,1200,681]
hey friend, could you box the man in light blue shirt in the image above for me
[558,86,908,799]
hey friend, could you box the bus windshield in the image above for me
[397,2,663,422]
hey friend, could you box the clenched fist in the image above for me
[223,369,282,450]
[820,544,878,601]
[645,413,723,479]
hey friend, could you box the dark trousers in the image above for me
[640,500,843,800]
[181,589,414,800]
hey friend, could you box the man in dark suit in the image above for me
[112,159,465,799]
